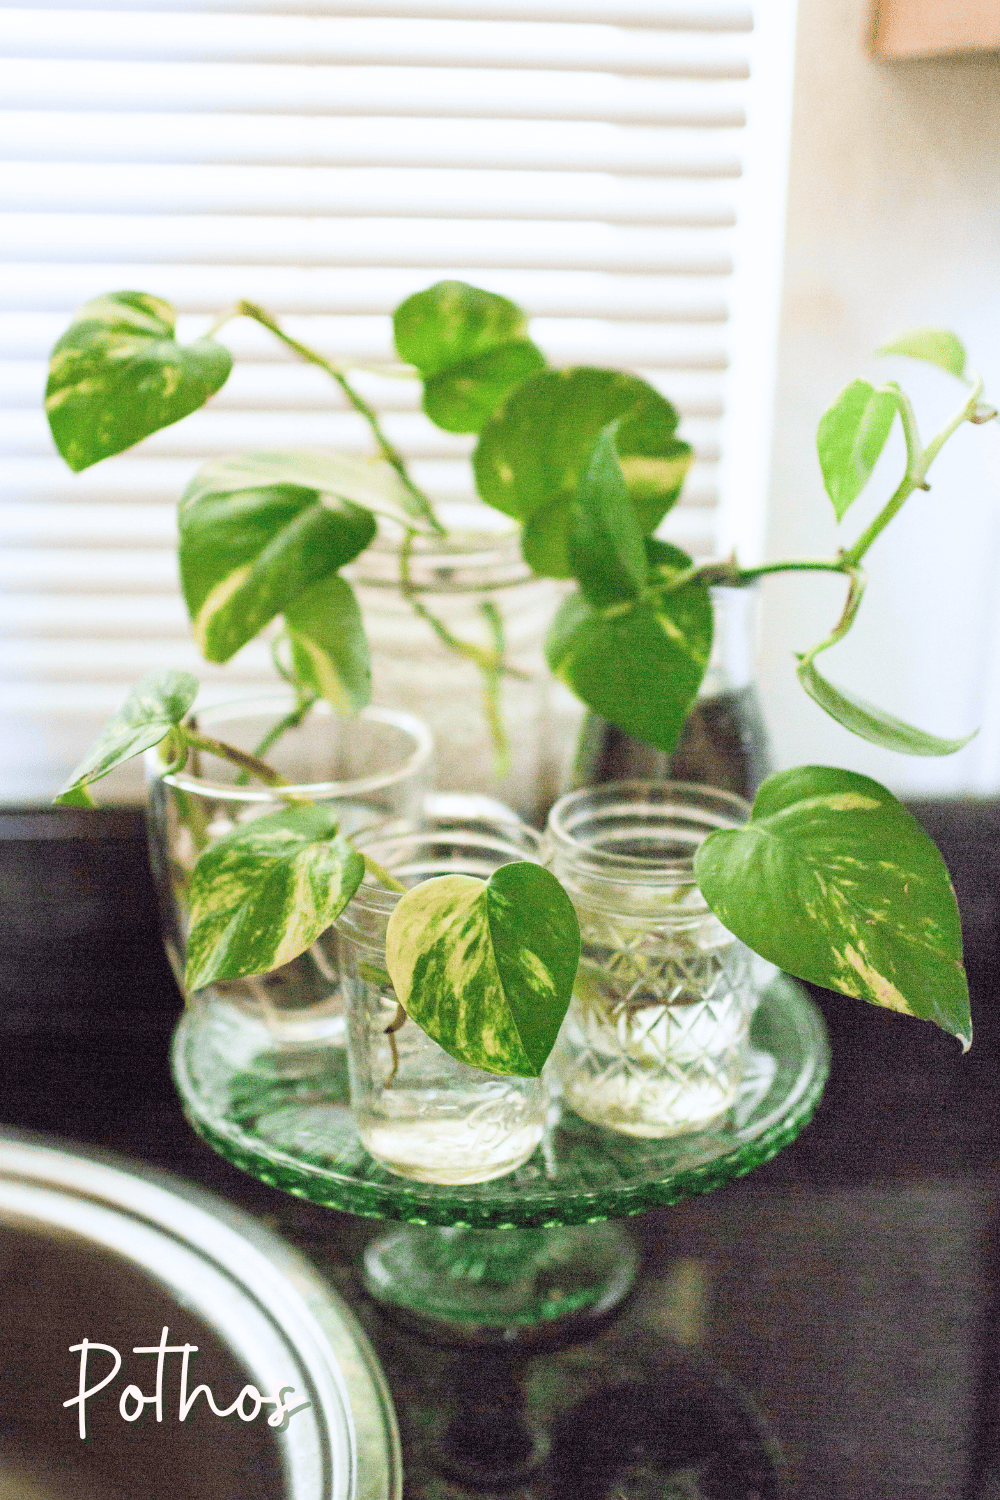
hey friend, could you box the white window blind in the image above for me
[0,0,777,803]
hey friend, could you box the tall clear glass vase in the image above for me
[346,504,581,826]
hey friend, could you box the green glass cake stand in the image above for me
[173,974,829,1346]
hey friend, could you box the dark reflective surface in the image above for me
[3,804,1000,1499]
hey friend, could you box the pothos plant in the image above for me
[47,285,992,1075]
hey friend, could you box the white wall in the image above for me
[755,0,1000,796]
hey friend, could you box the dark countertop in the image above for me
[3,801,1000,1500]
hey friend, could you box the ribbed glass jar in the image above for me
[336,820,550,1185]
[146,694,433,1042]
[345,504,579,825]
[546,781,757,1139]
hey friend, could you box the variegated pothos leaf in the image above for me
[55,669,198,804]
[179,475,376,663]
[546,540,712,754]
[184,806,365,990]
[474,367,692,578]
[816,379,898,521]
[180,449,436,530]
[797,656,977,756]
[693,765,971,1048]
[284,574,372,714]
[568,423,647,607]
[385,862,580,1077]
[46,292,232,472]
[393,280,546,434]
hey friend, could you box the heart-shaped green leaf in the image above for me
[817,379,899,521]
[474,367,692,577]
[46,292,232,472]
[877,328,967,379]
[385,861,580,1077]
[185,805,364,990]
[694,765,971,1048]
[798,655,977,756]
[546,542,712,754]
[394,281,546,435]
[568,423,647,607]
[179,468,377,663]
[424,342,547,435]
[55,669,198,804]
[284,575,371,715]
[182,449,437,531]
[395,280,531,375]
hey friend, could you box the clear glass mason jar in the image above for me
[146,694,433,1042]
[336,820,550,1184]
[345,503,581,825]
[546,780,756,1139]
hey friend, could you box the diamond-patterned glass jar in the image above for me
[546,781,756,1139]
[337,820,550,1184]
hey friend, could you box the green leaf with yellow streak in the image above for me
[46,292,232,471]
[185,806,364,991]
[474,367,692,577]
[284,575,372,715]
[545,541,712,754]
[385,862,580,1077]
[394,280,546,434]
[693,765,971,1048]
[179,449,436,531]
[55,669,197,804]
[179,469,376,664]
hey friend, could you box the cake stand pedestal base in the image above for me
[362,1221,639,1347]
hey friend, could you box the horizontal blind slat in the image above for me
[1,310,731,365]
[4,640,277,681]
[0,165,737,225]
[0,595,190,634]
[0,217,734,272]
[0,62,746,124]
[1,365,728,431]
[3,2,753,29]
[1,11,750,76]
[0,114,745,174]
[0,508,717,600]
[0,270,733,317]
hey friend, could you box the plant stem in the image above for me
[234,300,444,535]
[798,566,868,665]
[480,600,512,778]
[183,729,407,893]
[399,531,527,680]
[677,556,853,591]
[841,375,984,568]
[184,730,306,794]
[399,530,525,769]
[203,305,239,341]
[250,696,318,765]
[364,855,406,893]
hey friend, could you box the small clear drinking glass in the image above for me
[336,821,550,1185]
[146,694,433,1043]
[546,780,757,1139]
